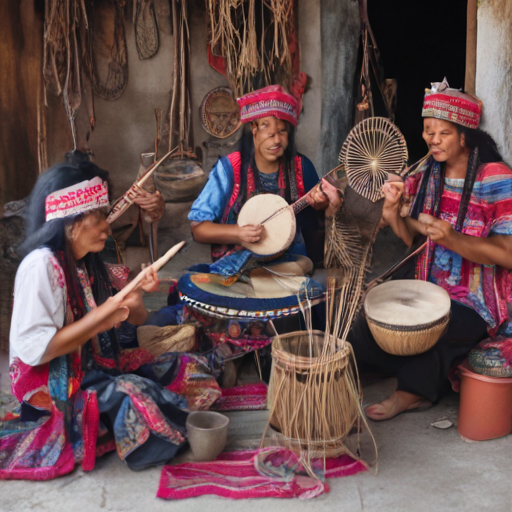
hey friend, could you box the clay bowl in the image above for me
[186,411,230,462]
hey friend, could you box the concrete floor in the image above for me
[1,240,512,511]
[1,377,511,512]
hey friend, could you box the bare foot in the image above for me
[365,390,431,421]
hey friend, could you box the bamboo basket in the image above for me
[366,315,449,356]
[267,330,360,458]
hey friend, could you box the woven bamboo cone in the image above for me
[266,330,361,458]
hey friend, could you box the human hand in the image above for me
[93,296,130,332]
[418,214,454,244]
[139,264,160,293]
[130,185,165,221]
[306,185,329,211]
[318,178,343,218]
[382,180,404,209]
[379,180,404,229]
[119,289,143,314]
[237,224,263,244]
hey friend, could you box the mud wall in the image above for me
[476,0,512,163]
[0,1,43,211]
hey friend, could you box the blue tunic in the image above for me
[189,153,320,261]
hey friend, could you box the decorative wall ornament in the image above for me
[199,87,241,139]
[133,0,159,60]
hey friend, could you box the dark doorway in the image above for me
[367,0,468,163]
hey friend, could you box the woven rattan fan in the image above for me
[338,117,408,202]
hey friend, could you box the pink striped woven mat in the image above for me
[158,446,366,500]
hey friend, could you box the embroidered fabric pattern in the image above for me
[0,252,195,479]
[166,354,221,411]
[239,100,297,126]
[211,383,268,411]
[421,79,482,129]
[45,177,109,221]
[237,85,299,126]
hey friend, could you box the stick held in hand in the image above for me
[115,241,186,301]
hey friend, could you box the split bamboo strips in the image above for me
[338,117,408,202]
[206,0,293,98]
[267,330,359,458]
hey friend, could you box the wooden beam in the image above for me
[465,0,477,94]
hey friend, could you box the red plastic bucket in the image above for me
[458,361,512,441]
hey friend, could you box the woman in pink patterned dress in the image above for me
[350,79,512,420]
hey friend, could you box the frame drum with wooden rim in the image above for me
[237,194,296,258]
[364,280,451,356]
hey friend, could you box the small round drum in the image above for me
[237,194,296,258]
[364,280,451,356]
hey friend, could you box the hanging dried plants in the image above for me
[207,0,294,98]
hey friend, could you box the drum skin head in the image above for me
[364,279,451,327]
[238,194,296,257]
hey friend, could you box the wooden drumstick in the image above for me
[114,241,185,302]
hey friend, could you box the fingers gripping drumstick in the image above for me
[114,241,185,302]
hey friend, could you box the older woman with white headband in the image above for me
[0,159,194,479]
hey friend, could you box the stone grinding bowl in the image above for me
[186,411,230,462]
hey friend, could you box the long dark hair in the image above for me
[456,125,503,163]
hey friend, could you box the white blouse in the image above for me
[10,247,67,366]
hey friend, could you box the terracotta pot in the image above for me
[458,361,512,441]
[186,411,229,461]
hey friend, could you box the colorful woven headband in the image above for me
[237,85,300,127]
[45,176,109,221]
[422,78,482,129]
